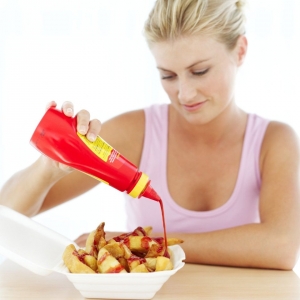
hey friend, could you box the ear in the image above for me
[235,35,248,66]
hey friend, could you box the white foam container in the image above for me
[0,205,185,299]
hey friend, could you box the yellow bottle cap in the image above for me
[128,173,149,198]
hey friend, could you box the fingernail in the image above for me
[88,133,96,141]
[66,107,73,115]
[78,126,86,134]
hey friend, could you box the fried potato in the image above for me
[103,242,125,258]
[63,244,96,274]
[143,226,152,236]
[145,243,165,258]
[85,222,106,258]
[131,263,150,273]
[78,249,98,271]
[155,256,173,272]
[118,257,129,272]
[167,237,184,246]
[121,243,133,260]
[145,258,157,271]
[127,255,147,272]
[97,248,127,273]
[124,236,158,253]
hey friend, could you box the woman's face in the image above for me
[150,34,247,125]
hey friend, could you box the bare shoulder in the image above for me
[99,109,145,166]
[261,120,300,171]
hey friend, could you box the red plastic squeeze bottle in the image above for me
[30,107,161,202]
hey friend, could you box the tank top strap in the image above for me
[139,104,169,180]
[240,114,270,190]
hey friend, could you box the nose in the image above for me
[177,79,197,103]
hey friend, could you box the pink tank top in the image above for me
[124,104,270,233]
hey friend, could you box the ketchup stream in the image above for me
[159,198,169,258]
[139,184,168,257]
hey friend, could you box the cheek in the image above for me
[161,81,176,98]
[221,70,237,98]
[210,68,236,100]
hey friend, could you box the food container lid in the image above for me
[0,205,72,275]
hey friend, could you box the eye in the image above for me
[161,74,176,80]
[161,76,173,80]
[193,69,209,76]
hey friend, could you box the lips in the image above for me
[182,101,207,112]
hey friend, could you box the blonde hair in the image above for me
[144,0,247,49]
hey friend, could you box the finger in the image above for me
[86,119,102,142]
[76,109,90,135]
[61,101,74,117]
[45,100,57,110]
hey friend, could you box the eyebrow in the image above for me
[157,59,210,72]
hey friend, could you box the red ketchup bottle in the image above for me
[30,107,161,202]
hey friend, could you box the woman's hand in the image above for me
[42,101,102,174]
[47,100,102,141]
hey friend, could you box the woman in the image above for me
[1,0,300,269]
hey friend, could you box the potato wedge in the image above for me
[131,263,150,273]
[63,244,96,274]
[97,248,127,273]
[155,256,173,271]
[85,222,106,258]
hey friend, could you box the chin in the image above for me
[180,110,213,126]
[171,102,215,126]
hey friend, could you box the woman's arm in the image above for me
[168,122,300,270]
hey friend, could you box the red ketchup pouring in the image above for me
[30,107,169,254]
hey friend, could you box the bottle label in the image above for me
[77,133,122,168]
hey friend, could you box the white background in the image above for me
[0,0,300,270]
